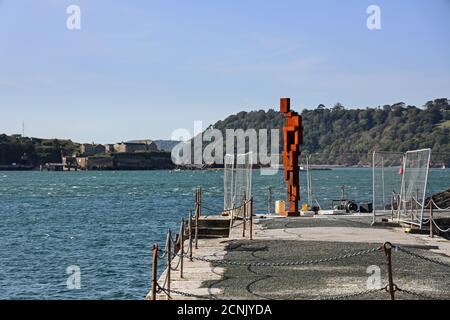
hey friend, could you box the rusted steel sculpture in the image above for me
[280,98,303,216]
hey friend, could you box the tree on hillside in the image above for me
[208,98,450,166]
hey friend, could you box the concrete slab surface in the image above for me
[146,214,450,300]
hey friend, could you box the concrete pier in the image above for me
[146,214,450,300]
[145,237,228,300]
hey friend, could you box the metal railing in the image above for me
[150,236,450,300]
[200,186,274,216]
[149,187,450,301]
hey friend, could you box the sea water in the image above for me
[0,168,448,299]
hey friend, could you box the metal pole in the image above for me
[166,229,171,300]
[390,192,393,220]
[151,243,158,300]
[420,149,432,229]
[398,154,406,222]
[267,186,272,214]
[180,218,184,278]
[199,187,202,217]
[306,155,311,206]
[372,151,376,224]
[381,156,385,210]
[430,201,433,238]
[188,210,193,261]
[416,188,419,212]
[242,201,246,237]
[195,189,199,220]
[308,155,313,207]
[250,197,253,240]
[383,242,395,300]
[195,210,199,249]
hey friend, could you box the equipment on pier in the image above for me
[224,154,235,212]
[359,202,373,213]
[372,149,431,229]
[332,199,358,213]
[224,152,253,218]
[305,154,321,211]
[397,148,431,228]
[275,200,286,215]
[372,151,404,217]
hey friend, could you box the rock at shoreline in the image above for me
[426,188,450,209]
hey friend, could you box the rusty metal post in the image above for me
[194,188,199,220]
[250,197,253,240]
[430,201,434,238]
[188,210,193,261]
[383,242,395,300]
[180,218,184,278]
[242,201,247,237]
[151,243,158,300]
[195,189,198,219]
[166,229,171,300]
[195,209,199,249]
[199,187,202,217]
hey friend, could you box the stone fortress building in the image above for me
[72,140,170,170]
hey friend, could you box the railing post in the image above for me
[195,210,199,249]
[199,187,202,217]
[166,229,171,300]
[189,210,193,261]
[268,186,272,214]
[180,218,184,278]
[383,242,395,300]
[250,197,253,240]
[194,188,198,217]
[242,201,246,237]
[430,201,434,238]
[151,243,158,300]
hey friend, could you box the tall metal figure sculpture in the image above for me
[280,98,303,216]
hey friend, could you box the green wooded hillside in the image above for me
[0,135,79,166]
[212,98,450,166]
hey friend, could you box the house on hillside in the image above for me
[80,143,106,156]
[104,144,115,154]
[113,141,158,153]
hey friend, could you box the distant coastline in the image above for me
[0,134,178,171]
[1,97,449,171]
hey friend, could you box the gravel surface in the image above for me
[202,234,450,300]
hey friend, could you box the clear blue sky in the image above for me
[1,0,449,143]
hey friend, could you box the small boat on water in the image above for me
[300,167,332,171]
[300,166,332,171]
